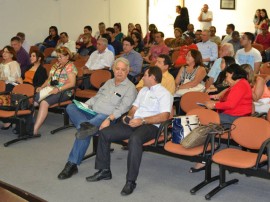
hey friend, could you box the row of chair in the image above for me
[117,91,270,199]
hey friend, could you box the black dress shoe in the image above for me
[86,169,112,182]
[121,181,137,196]
[1,123,12,130]
[75,122,99,139]
[58,162,78,180]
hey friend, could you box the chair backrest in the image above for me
[12,84,35,104]
[164,38,174,46]
[90,70,112,89]
[43,64,53,76]
[252,43,264,52]
[50,58,58,65]
[171,50,180,67]
[43,47,55,58]
[0,80,5,92]
[180,92,210,113]
[231,117,270,150]
[74,59,86,69]
[187,108,220,125]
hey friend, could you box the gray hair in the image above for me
[98,37,108,47]
[222,43,234,56]
[113,57,130,72]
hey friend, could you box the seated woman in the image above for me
[127,23,135,37]
[168,28,186,52]
[36,26,60,52]
[131,32,144,53]
[33,47,77,136]
[205,64,252,124]
[242,64,270,113]
[17,50,48,88]
[190,64,253,173]
[0,46,21,130]
[0,46,21,92]
[114,23,125,42]
[175,49,206,96]
[206,56,235,95]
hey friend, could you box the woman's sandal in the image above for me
[189,166,206,173]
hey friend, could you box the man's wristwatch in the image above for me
[142,118,146,125]
[106,117,111,122]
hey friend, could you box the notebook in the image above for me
[73,99,97,115]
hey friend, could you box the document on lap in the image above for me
[73,99,97,115]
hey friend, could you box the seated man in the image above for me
[82,37,114,89]
[57,57,137,180]
[83,38,114,74]
[121,37,143,83]
[254,23,270,61]
[143,31,170,65]
[136,54,175,95]
[228,31,242,54]
[10,36,30,78]
[106,27,123,56]
[76,25,97,49]
[197,29,218,67]
[76,33,96,58]
[45,32,76,64]
[86,66,173,196]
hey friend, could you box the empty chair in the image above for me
[205,116,270,199]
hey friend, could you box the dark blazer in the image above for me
[25,64,48,88]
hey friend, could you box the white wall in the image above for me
[185,0,270,38]
[0,0,147,49]
[1,0,269,49]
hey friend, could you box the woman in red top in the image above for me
[190,64,252,173]
[205,64,252,124]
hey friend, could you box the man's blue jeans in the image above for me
[66,103,107,165]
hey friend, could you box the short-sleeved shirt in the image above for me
[149,44,170,62]
[235,48,262,70]
[49,62,78,96]
[200,11,213,30]
[85,48,114,70]
[122,50,143,76]
[133,84,173,127]
[86,78,137,119]
[207,58,222,82]
[255,32,270,50]
[197,40,218,64]
[136,71,175,95]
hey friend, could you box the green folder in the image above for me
[73,99,97,115]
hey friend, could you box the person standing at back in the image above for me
[198,4,213,30]
[174,7,190,33]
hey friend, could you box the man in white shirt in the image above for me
[198,4,213,30]
[83,38,114,74]
[221,24,235,45]
[86,66,173,196]
[45,32,76,63]
[235,32,262,74]
[197,30,218,66]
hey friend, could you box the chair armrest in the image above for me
[255,138,270,170]
[157,118,173,146]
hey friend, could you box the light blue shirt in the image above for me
[207,58,222,82]
[122,50,143,76]
[197,40,218,64]
[235,48,262,70]
[133,84,173,127]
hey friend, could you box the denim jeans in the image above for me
[66,103,108,165]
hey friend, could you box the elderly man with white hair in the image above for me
[57,57,137,180]
[206,43,234,87]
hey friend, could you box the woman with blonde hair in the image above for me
[33,47,77,136]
